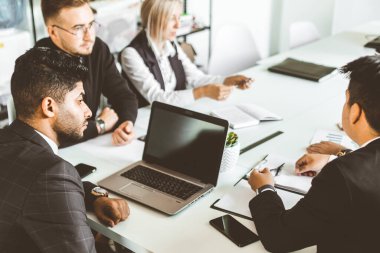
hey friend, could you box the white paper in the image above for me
[210,103,281,129]
[310,129,358,150]
[214,179,303,219]
[246,154,312,194]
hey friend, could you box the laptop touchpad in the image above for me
[120,183,152,200]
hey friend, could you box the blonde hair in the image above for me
[141,0,182,43]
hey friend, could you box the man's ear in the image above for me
[350,103,362,125]
[41,97,57,118]
[47,22,59,42]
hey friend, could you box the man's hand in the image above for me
[93,197,130,227]
[112,120,135,146]
[224,75,254,90]
[307,141,346,155]
[248,168,274,191]
[97,107,119,133]
[295,154,330,176]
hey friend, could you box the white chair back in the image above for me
[289,21,320,49]
[208,25,261,75]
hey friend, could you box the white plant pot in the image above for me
[220,142,240,173]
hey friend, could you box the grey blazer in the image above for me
[0,119,96,253]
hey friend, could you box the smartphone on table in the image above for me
[75,163,96,179]
[209,214,259,247]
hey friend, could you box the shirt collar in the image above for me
[34,130,59,155]
[361,136,380,148]
[146,30,176,58]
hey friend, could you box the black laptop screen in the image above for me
[143,102,228,186]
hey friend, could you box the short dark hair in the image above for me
[41,0,89,23]
[11,47,88,120]
[340,55,380,133]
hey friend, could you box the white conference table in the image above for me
[59,21,379,253]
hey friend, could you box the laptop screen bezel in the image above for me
[142,101,229,186]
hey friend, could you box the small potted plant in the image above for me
[220,132,240,172]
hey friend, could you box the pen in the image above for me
[244,154,268,179]
[275,163,285,176]
[253,154,268,170]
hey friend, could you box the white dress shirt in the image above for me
[35,130,58,155]
[121,32,225,106]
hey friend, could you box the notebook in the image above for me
[99,101,229,215]
[364,36,380,50]
[211,179,304,220]
[210,103,282,129]
[245,154,312,195]
[268,57,337,82]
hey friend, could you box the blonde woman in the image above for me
[121,0,253,107]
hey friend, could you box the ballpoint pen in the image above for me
[275,163,285,176]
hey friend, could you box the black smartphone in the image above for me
[75,163,96,178]
[209,215,259,247]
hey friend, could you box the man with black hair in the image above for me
[248,55,380,252]
[0,47,129,253]
[37,0,138,147]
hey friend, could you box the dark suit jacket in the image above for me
[35,37,138,146]
[0,120,96,253]
[250,138,380,253]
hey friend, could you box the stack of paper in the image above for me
[310,129,358,151]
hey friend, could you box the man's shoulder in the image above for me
[326,140,380,180]
[35,37,55,48]
[93,37,111,55]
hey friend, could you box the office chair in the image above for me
[289,21,320,49]
[208,24,261,75]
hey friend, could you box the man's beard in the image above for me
[53,113,87,145]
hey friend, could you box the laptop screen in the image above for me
[143,102,228,186]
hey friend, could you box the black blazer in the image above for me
[35,37,138,146]
[250,138,380,253]
[0,120,96,253]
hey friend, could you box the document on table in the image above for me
[310,129,358,150]
[212,179,304,220]
[210,103,282,129]
[245,154,313,194]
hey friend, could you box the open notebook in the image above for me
[210,103,282,129]
[245,154,312,195]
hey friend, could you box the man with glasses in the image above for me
[37,0,138,147]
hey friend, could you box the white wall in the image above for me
[332,0,380,34]
[186,0,337,69]
[270,0,335,54]
[185,0,272,69]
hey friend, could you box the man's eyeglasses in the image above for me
[52,21,100,38]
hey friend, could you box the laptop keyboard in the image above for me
[121,165,203,200]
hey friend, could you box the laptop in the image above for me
[99,101,229,215]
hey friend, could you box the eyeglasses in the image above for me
[52,21,100,38]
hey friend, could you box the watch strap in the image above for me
[336,148,352,157]
[96,118,106,134]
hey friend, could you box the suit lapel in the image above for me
[9,119,55,154]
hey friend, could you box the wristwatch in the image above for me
[91,186,109,197]
[336,149,352,157]
[96,118,106,134]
